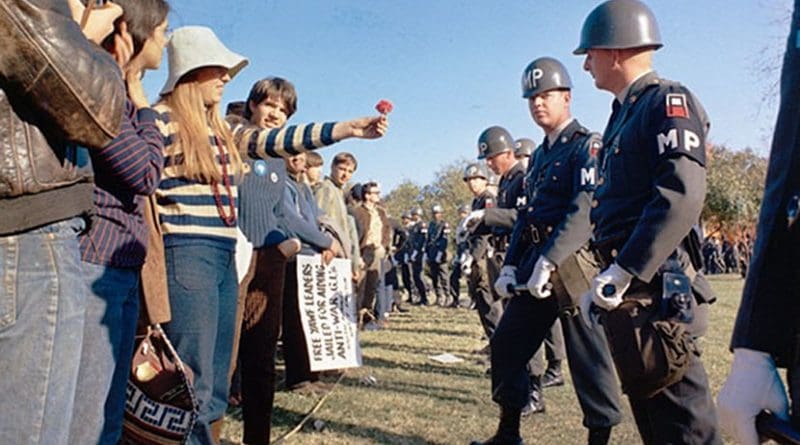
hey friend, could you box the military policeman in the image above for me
[395,211,415,303]
[425,204,451,306]
[575,1,720,443]
[514,138,535,170]
[464,127,526,328]
[449,204,472,308]
[473,57,623,445]
[461,163,500,330]
[717,4,800,442]
[409,207,430,305]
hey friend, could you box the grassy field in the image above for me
[220,274,747,445]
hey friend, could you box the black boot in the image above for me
[587,427,611,445]
[521,375,546,417]
[542,360,564,388]
[469,406,524,445]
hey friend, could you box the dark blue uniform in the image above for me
[449,224,470,307]
[467,190,497,335]
[409,220,429,305]
[490,119,623,431]
[425,220,450,305]
[393,222,414,301]
[473,162,526,331]
[591,72,720,444]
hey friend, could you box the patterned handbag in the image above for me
[121,324,198,444]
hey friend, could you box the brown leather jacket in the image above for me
[351,203,392,249]
[0,89,94,235]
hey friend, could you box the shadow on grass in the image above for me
[385,324,478,338]
[362,355,487,379]
[271,406,448,445]
[337,375,481,405]
[360,339,480,357]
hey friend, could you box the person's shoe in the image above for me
[393,303,409,313]
[363,320,383,331]
[521,376,546,417]
[542,361,564,388]
[587,427,612,445]
[469,436,523,445]
[471,406,523,445]
[289,381,325,396]
[541,372,564,388]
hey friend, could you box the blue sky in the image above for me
[141,0,791,191]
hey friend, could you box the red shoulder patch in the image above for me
[665,93,689,119]
[590,140,601,157]
[484,199,495,209]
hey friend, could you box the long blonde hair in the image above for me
[160,79,243,183]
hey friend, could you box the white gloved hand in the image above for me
[493,265,517,299]
[403,253,409,264]
[410,250,418,262]
[464,210,485,232]
[435,251,443,263]
[456,220,469,243]
[526,256,556,299]
[461,253,473,275]
[717,348,790,445]
[591,263,633,310]
[579,291,596,329]
[422,252,428,263]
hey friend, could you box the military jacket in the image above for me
[392,222,410,263]
[731,24,800,365]
[469,189,495,260]
[505,119,599,267]
[591,71,709,282]
[410,220,428,260]
[425,220,449,262]
[479,161,526,237]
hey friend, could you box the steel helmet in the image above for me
[477,126,515,160]
[463,162,489,181]
[458,204,471,214]
[431,204,443,214]
[574,0,662,55]
[514,138,536,158]
[521,57,572,98]
[412,207,424,217]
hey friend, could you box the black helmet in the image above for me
[521,57,572,98]
[574,0,662,55]
[514,138,536,158]
[477,126,515,160]
[463,162,489,181]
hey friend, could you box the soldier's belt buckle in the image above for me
[530,226,540,244]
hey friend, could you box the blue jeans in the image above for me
[163,244,237,445]
[0,217,88,445]
[69,262,140,445]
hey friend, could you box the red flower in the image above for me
[375,99,393,115]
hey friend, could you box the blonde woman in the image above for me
[154,27,386,444]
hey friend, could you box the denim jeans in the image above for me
[163,244,237,445]
[68,262,140,445]
[0,217,88,445]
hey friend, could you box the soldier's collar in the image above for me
[616,70,657,105]
[546,117,575,148]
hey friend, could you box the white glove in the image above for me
[422,252,428,263]
[456,220,469,244]
[410,250,418,262]
[403,253,409,264]
[435,251,443,263]
[493,265,517,299]
[461,253,473,275]
[591,263,633,310]
[717,348,790,445]
[464,210,485,232]
[526,256,556,299]
[579,291,596,329]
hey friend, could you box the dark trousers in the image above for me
[399,262,413,300]
[427,260,449,304]
[490,293,623,429]
[281,260,317,388]
[411,259,428,304]
[449,263,462,306]
[791,360,800,429]
[627,356,721,444]
[236,246,286,445]
[474,254,504,338]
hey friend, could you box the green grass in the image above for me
[220,274,747,445]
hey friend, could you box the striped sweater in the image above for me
[79,100,164,268]
[153,105,337,250]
